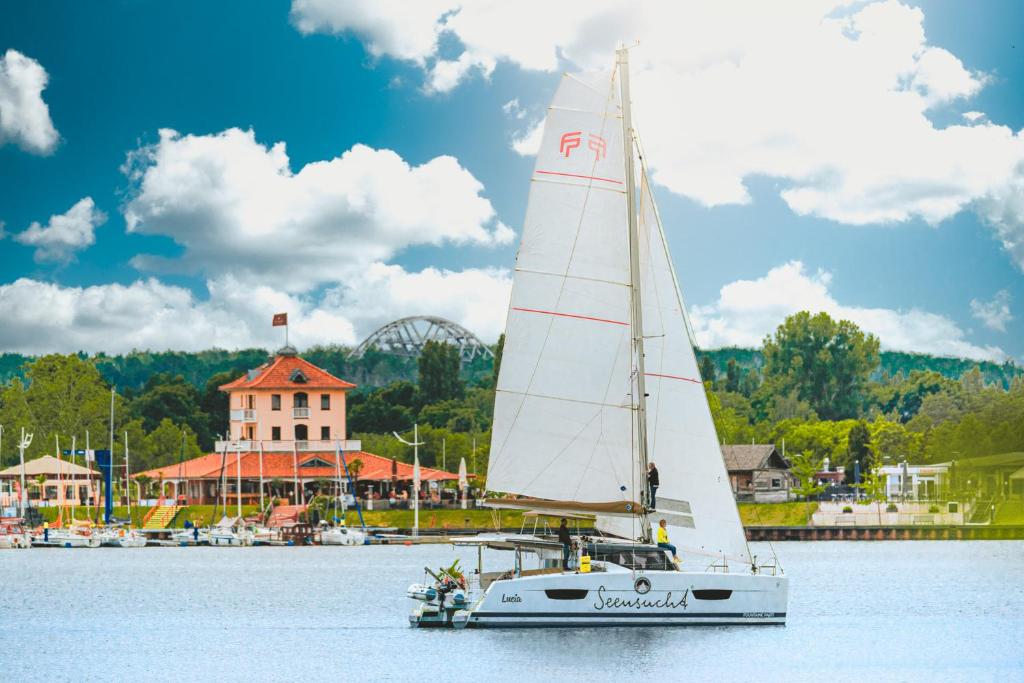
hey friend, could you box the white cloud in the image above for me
[970,289,1013,332]
[0,49,59,154]
[13,197,106,263]
[122,127,511,291]
[502,98,525,119]
[511,119,544,156]
[0,266,512,355]
[690,261,1006,362]
[291,0,1024,269]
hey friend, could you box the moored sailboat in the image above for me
[408,47,788,628]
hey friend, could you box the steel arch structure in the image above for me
[349,316,494,363]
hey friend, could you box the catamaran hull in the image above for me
[411,570,787,628]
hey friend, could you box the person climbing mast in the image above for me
[648,462,660,510]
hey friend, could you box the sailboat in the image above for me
[408,48,788,628]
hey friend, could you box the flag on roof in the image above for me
[272,312,288,326]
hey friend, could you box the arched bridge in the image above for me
[349,316,494,363]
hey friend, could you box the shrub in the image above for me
[886,503,898,513]
[842,506,853,514]
[928,505,940,514]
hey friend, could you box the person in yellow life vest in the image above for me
[656,519,678,562]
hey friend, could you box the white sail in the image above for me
[599,170,752,564]
[486,70,644,512]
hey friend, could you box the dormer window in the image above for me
[290,369,308,384]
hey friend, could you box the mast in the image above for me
[617,46,651,538]
[124,430,132,524]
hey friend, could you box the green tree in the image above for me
[789,450,826,524]
[129,373,209,445]
[418,341,464,404]
[491,334,505,387]
[699,355,716,384]
[845,420,872,483]
[136,419,202,473]
[761,311,880,420]
[725,359,740,393]
[200,369,241,446]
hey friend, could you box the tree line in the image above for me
[1,312,1021,484]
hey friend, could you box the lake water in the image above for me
[1,541,1022,682]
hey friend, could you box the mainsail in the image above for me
[487,52,753,564]
[598,168,752,564]
[486,68,643,512]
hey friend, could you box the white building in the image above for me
[879,462,950,500]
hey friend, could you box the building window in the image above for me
[771,478,781,489]
[321,393,330,410]
[295,424,308,441]
[321,426,330,440]
[247,394,255,409]
[294,392,308,408]
[246,425,255,440]
[271,394,281,411]
[272,426,281,440]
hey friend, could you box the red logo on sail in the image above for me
[559,131,582,157]
[559,131,606,161]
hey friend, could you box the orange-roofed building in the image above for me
[135,346,458,506]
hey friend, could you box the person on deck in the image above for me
[648,462,660,509]
[557,518,572,570]
[656,519,679,563]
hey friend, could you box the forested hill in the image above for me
[0,344,1019,391]
[0,345,495,392]
[701,347,1022,389]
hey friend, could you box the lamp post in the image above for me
[393,424,424,537]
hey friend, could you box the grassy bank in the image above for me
[738,502,817,526]
[28,504,817,528]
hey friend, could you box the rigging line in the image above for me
[489,68,623,471]
[531,176,626,194]
[517,405,606,494]
[535,170,623,185]
[513,267,631,288]
[512,306,627,327]
[495,388,631,411]
[634,130,700,350]
[571,333,636,503]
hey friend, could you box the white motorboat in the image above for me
[0,520,32,549]
[318,521,366,546]
[171,526,209,545]
[97,526,148,548]
[408,48,788,628]
[208,516,254,546]
[33,526,101,548]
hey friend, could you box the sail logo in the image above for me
[559,131,607,161]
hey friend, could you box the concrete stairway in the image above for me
[143,505,181,529]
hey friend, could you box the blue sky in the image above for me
[1,0,1022,363]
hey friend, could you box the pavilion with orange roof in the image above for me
[136,345,458,506]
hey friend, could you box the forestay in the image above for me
[486,69,643,511]
[599,170,752,564]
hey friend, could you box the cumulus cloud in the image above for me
[0,49,59,154]
[291,0,1024,269]
[970,289,1013,332]
[122,127,512,291]
[0,266,512,355]
[689,261,1006,362]
[12,197,106,263]
[510,119,543,156]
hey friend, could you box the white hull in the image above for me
[32,531,101,548]
[209,530,254,546]
[319,527,366,546]
[171,529,209,545]
[0,533,32,549]
[412,567,787,628]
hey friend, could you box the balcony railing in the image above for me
[229,409,258,422]
[216,439,362,453]
[293,407,310,419]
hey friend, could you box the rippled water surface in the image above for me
[2,541,1022,682]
